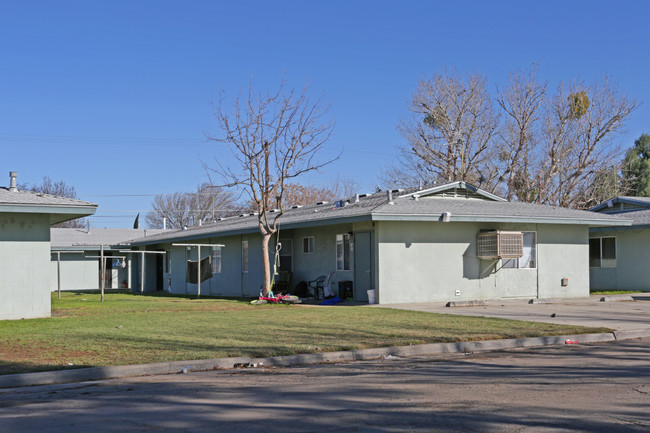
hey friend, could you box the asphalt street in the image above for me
[1,337,649,432]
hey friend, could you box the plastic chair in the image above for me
[308,275,326,299]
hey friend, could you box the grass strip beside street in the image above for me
[0,292,610,375]
[589,290,640,295]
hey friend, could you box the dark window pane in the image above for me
[589,238,601,267]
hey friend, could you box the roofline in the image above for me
[128,215,374,246]
[399,181,507,202]
[129,210,631,247]
[370,213,633,226]
[0,203,97,215]
[589,196,650,212]
[50,245,123,251]
[590,223,650,232]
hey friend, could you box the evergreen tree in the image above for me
[622,134,650,196]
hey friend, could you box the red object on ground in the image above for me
[565,340,579,344]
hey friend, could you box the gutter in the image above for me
[128,214,375,247]
[370,213,633,227]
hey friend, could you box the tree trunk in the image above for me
[260,230,273,296]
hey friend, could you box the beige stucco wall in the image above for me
[0,213,52,320]
[50,255,98,291]
[589,228,650,292]
[375,221,589,304]
[142,220,590,304]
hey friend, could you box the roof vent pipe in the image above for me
[163,217,167,230]
[388,190,394,205]
[8,171,17,192]
[354,193,359,203]
[441,212,451,222]
[87,220,91,234]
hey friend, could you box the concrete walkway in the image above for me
[376,293,650,332]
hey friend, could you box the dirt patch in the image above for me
[51,308,81,317]
[0,342,98,375]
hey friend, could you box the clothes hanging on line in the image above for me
[186,256,212,283]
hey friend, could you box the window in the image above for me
[502,232,536,269]
[212,247,221,274]
[165,250,171,273]
[336,233,353,271]
[242,240,248,273]
[303,236,314,254]
[590,237,616,268]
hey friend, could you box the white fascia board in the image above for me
[371,213,633,226]
[399,181,507,202]
[0,204,97,215]
[128,215,374,247]
[589,196,650,212]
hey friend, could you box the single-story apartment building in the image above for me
[589,196,650,291]
[126,181,629,304]
[50,228,167,292]
[0,172,97,320]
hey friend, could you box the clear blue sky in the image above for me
[2,1,649,228]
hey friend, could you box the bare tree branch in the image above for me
[206,78,337,295]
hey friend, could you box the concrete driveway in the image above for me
[377,293,650,332]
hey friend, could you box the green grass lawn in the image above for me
[0,292,609,375]
[590,290,641,295]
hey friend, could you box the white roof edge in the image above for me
[371,213,633,226]
[589,196,650,212]
[398,181,507,202]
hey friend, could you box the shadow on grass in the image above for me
[0,361,94,376]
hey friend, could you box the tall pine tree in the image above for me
[623,134,650,197]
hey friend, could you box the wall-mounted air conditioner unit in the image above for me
[477,231,523,259]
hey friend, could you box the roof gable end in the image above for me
[590,196,650,213]
[398,181,506,202]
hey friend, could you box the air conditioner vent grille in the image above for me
[477,231,523,259]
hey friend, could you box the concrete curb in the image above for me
[612,329,650,340]
[3,329,648,389]
[445,300,486,307]
[600,295,635,302]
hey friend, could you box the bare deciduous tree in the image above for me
[207,80,336,295]
[389,66,638,208]
[494,65,546,201]
[145,183,238,229]
[330,175,362,199]
[391,69,500,188]
[538,78,638,208]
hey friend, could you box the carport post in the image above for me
[118,250,167,294]
[197,245,201,298]
[52,250,86,299]
[140,251,145,294]
[56,252,61,299]
[100,245,105,302]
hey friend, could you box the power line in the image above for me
[0,132,211,147]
